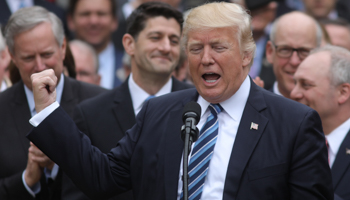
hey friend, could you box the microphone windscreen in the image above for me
[182,101,201,124]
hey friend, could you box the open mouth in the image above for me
[202,73,221,83]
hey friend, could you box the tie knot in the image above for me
[209,103,223,117]
[145,95,155,102]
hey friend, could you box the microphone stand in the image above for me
[181,118,199,200]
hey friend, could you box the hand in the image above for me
[30,69,57,113]
[29,142,55,170]
[253,76,265,88]
[24,144,44,187]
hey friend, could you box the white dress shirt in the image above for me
[129,73,172,116]
[325,118,350,168]
[272,81,283,96]
[6,0,33,13]
[23,73,64,197]
[177,75,251,200]
[98,42,117,89]
[0,80,7,92]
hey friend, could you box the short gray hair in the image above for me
[310,45,350,86]
[269,11,323,47]
[69,39,99,73]
[4,6,65,54]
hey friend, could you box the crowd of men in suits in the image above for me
[0,0,350,200]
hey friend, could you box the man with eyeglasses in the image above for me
[265,11,323,99]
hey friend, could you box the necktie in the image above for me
[181,104,223,200]
[19,0,26,9]
[145,95,155,102]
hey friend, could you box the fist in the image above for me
[31,69,57,113]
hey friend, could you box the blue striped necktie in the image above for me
[181,103,223,200]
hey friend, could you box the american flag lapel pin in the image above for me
[250,122,258,130]
[346,148,350,155]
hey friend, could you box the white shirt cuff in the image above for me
[22,170,41,197]
[44,164,59,180]
[29,102,59,127]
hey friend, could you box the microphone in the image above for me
[181,101,201,143]
[181,101,201,200]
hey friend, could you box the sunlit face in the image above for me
[68,0,117,52]
[186,27,252,104]
[325,24,350,50]
[10,22,66,90]
[266,16,318,98]
[70,44,100,85]
[291,51,338,120]
[303,0,335,19]
[132,16,181,78]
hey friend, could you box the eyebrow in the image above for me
[147,31,180,39]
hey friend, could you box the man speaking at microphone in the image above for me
[27,2,333,200]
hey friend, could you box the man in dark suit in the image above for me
[291,45,350,200]
[72,2,191,199]
[67,0,124,89]
[265,11,322,98]
[27,2,333,200]
[0,6,106,200]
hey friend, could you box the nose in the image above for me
[89,14,99,24]
[34,55,46,71]
[289,51,302,68]
[201,46,214,66]
[290,84,303,101]
[159,38,171,53]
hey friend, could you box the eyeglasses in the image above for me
[272,42,313,60]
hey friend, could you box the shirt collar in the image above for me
[129,73,172,114]
[24,73,65,116]
[197,75,251,122]
[273,81,283,96]
[325,117,350,157]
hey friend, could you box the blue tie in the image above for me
[181,104,223,200]
[145,95,155,102]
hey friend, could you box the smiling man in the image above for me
[27,2,333,200]
[266,11,322,99]
[291,45,350,200]
[67,0,124,89]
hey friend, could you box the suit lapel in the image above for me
[11,82,32,152]
[164,89,199,199]
[331,129,350,189]
[223,81,268,199]
[112,80,136,133]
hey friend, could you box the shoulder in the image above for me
[0,82,23,103]
[172,77,195,91]
[65,77,107,96]
[77,87,120,109]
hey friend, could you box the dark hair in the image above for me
[126,2,183,39]
[68,0,117,18]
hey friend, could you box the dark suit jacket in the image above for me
[0,76,106,200]
[28,79,334,200]
[0,0,70,39]
[72,77,193,199]
[331,130,350,200]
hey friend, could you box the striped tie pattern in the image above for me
[181,104,223,200]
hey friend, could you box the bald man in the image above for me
[265,11,322,98]
[69,40,101,85]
